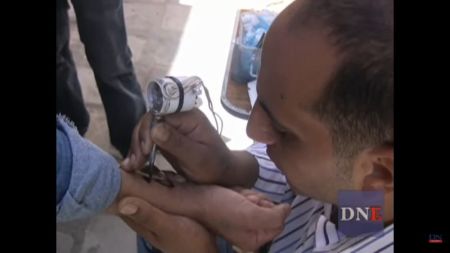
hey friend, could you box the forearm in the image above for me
[110,170,289,252]
[109,171,209,220]
[109,170,252,232]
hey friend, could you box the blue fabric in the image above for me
[56,115,122,222]
[56,122,73,203]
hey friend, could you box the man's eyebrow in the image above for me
[258,99,288,131]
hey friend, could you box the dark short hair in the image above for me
[290,0,394,158]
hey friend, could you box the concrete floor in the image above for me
[57,0,292,252]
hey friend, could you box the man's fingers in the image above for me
[164,109,222,145]
[275,203,291,220]
[121,126,140,171]
[121,115,149,171]
[271,203,291,227]
[255,203,291,231]
[151,122,208,174]
[239,189,269,199]
[259,200,275,208]
[118,197,169,232]
[131,138,147,171]
[163,108,208,134]
[165,172,187,184]
[245,195,261,205]
[237,189,275,208]
[139,112,154,155]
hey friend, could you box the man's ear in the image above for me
[353,143,393,193]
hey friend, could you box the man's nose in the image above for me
[247,102,279,145]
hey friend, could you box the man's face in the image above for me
[247,10,350,204]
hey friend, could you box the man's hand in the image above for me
[109,171,290,251]
[233,187,276,208]
[120,109,258,187]
[198,185,291,251]
[118,196,218,253]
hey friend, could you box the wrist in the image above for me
[220,151,259,188]
[106,170,135,216]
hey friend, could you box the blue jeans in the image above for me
[137,236,234,253]
[56,0,146,156]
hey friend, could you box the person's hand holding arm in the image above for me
[119,196,218,253]
[117,190,279,253]
[57,112,289,251]
[121,109,259,188]
[108,170,290,251]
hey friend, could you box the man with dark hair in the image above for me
[122,0,394,252]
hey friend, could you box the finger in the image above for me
[243,204,292,250]
[238,189,274,204]
[256,203,291,231]
[151,122,209,175]
[231,188,275,208]
[164,108,222,145]
[274,203,291,220]
[120,126,139,171]
[139,112,154,155]
[272,204,291,227]
[118,197,170,232]
[163,108,209,134]
[121,114,149,171]
[245,195,262,205]
[164,172,187,184]
[259,200,275,208]
[243,194,275,208]
[130,134,146,171]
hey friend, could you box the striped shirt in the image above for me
[247,143,394,253]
